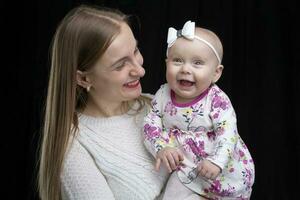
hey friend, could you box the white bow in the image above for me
[167,20,195,48]
[166,20,221,64]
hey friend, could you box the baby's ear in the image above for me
[212,65,224,83]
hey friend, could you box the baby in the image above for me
[143,21,255,200]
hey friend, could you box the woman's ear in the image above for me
[76,70,92,89]
[212,64,224,83]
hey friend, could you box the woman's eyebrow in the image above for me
[110,40,139,67]
[111,39,138,67]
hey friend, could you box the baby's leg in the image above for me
[162,172,199,200]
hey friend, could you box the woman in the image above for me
[39,5,168,200]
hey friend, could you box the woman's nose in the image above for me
[130,59,145,77]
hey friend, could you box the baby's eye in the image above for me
[193,60,204,66]
[173,58,183,63]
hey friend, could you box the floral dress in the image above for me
[143,84,255,200]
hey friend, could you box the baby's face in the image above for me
[166,37,221,103]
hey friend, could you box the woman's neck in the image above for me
[83,98,130,117]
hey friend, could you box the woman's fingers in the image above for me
[156,147,185,173]
[166,153,177,170]
[155,158,161,171]
[178,150,184,161]
[171,151,180,166]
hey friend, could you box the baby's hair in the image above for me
[195,27,223,62]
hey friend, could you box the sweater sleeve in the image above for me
[143,85,176,157]
[61,139,115,200]
[206,89,238,170]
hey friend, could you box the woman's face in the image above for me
[89,23,145,105]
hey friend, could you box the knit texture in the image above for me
[61,104,168,200]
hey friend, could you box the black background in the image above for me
[2,0,299,199]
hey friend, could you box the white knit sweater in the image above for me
[61,104,169,200]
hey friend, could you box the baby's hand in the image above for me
[155,147,184,173]
[197,159,221,180]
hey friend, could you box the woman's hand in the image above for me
[155,147,184,173]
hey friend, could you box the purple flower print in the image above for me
[144,124,161,139]
[164,101,177,116]
[237,196,250,200]
[239,150,245,158]
[209,180,222,194]
[239,150,245,157]
[215,126,225,136]
[243,168,254,190]
[207,131,216,141]
[213,112,219,119]
[208,180,235,197]
[238,149,249,164]
[170,127,182,137]
[186,138,207,158]
[212,95,229,110]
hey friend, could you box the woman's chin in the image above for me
[122,86,142,100]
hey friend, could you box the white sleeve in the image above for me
[61,139,115,200]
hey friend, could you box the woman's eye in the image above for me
[114,62,126,71]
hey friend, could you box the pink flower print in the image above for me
[237,196,250,200]
[144,124,161,139]
[164,101,177,116]
[198,141,205,151]
[209,180,222,194]
[186,139,200,155]
[212,95,229,110]
[239,150,245,157]
[238,149,249,164]
[213,112,219,119]
[170,128,181,137]
[215,126,225,136]
[243,168,254,190]
[207,179,236,197]
[204,188,209,194]
[186,139,207,159]
[207,131,216,141]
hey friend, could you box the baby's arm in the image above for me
[197,159,221,180]
[205,89,238,173]
[143,86,180,172]
[143,87,175,155]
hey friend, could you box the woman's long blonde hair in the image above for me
[38,5,146,200]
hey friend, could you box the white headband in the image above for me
[167,20,221,64]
